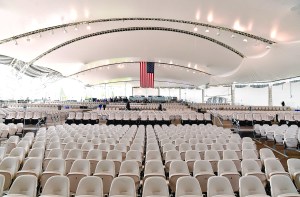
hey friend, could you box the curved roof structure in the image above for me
[0,0,300,87]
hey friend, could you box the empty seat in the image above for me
[9,147,25,165]
[126,150,142,167]
[179,143,192,160]
[287,158,300,189]
[185,150,201,172]
[109,176,136,197]
[75,176,103,197]
[86,149,102,174]
[106,150,122,174]
[146,150,162,163]
[119,160,140,188]
[259,148,277,166]
[65,149,83,173]
[43,148,63,169]
[239,176,269,197]
[0,174,4,197]
[94,160,115,194]
[40,158,66,189]
[98,143,110,159]
[211,143,224,159]
[218,160,240,192]
[195,143,208,159]
[16,158,42,178]
[204,150,220,172]
[67,159,90,193]
[176,176,203,197]
[40,176,70,197]
[143,160,165,181]
[226,142,242,159]
[4,175,37,197]
[207,176,235,197]
[193,160,215,193]
[264,158,289,180]
[0,157,19,190]
[270,175,300,197]
[223,150,241,172]
[142,177,169,197]
[165,150,181,172]
[241,159,267,187]
[81,142,94,159]
[169,160,190,192]
[242,149,262,169]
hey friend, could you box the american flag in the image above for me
[140,62,155,88]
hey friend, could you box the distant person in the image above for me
[158,103,162,111]
[103,102,106,110]
[126,101,131,110]
[281,101,285,107]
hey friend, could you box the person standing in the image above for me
[126,101,131,110]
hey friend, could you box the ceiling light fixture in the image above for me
[74,25,78,31]
[14,40,18,45]
[205,28,210,33]
[231,34,236,39]
[63,27,67,33]
[87,23,91,30]
[193,26,198,32]
[26,36,30,42]
[188,63,191,67]
[243,38,248,42]
[266,45,271,49]
[216,29,220,36]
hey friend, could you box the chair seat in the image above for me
[4,195,32,197]
[278,194,300,197]
[75,195,102,197]
[40,195,66,197]
[245,195,269,197]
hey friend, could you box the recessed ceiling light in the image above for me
[87,23,91,30]
[231,34,236,38]
[194,26,198,32]
[14,40,18,45]
[74,25,78,31]
[188,63,191,67]
[216,29,220,36]
[205,28,210,33]
[63,27,67,33]
[243,38,248,42]
[266,45,271,49]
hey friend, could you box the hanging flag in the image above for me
[140,61,155,88]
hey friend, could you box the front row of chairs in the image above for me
[1,174,300,197]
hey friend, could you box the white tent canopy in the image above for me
[0,0,300,87]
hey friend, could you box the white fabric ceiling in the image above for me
[0,0,300,87]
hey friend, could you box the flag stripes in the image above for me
[140,62,154,88]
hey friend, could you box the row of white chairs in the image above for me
[254,124,300,149]
[189,103,288,111]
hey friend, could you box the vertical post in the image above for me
[231,85,235,105]
[158,87,160,96]
[202,89,205,103]
[125,82,127,97]
[268,85,273,106]
[179,88,181,100]
[105,84,107,98]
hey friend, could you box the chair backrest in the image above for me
[41,175,70,196]
[109,177,136,197]
[239,176,267,197]
[45,158,65,175]
[223,150,239,160]
[193,160,214,174]
[185,150,201,161]
[176,176,202,197]
[270,175,299,197]
[119,160,139,175]
[0,174,4,196]
[241,159,261,175]
[207,176,234,197]
[170,160,189,175]
[69,159,90,175]
[76,176,103,197]
[287,158,300,177]
[94,160,115,176]
[218,160,238,175]
[86,149,102,160]
[66,149,83,159]
[106,150,122,161]
[204,150,220,160]
[8,175,37,196]
[143,177,169,197]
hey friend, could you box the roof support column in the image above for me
[202,89,205,103]
[268,85,273,106]
[231,85,235,105]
